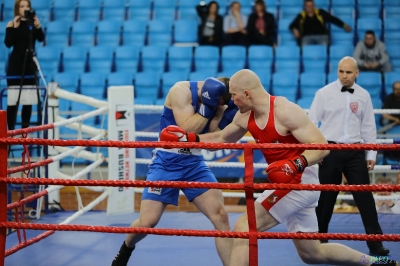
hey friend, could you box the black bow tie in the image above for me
[341,86,354,93]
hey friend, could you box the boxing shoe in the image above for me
[369,244,390,256]
[371,259,398,266]
[112,241,135,266]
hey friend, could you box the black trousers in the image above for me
[7,105,32,130]
[316,149,384,249]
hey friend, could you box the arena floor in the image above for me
[5,211,400,266]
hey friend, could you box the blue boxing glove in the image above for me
[198,78,226,119]
[218,100,239,129]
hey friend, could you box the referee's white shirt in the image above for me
[308,79,377,161]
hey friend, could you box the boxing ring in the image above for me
[1,85,400,266]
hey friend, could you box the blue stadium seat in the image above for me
[62,46,88,74]
[53,72,79,92]
[153,8,176,21]
[280,6,302,20]
[52,0,77,22]
[279,0,303,7]
[299,72,326,98]
[45,21,71,47]
[194,46,220,73]
[76,0,101,21]
[356,18,382,41]
[88,46,114,73]
[330,31,354,46]
[357,72,382,98]
[217,69,239,78]
[221,45,246,72]
[135,71,161,99]
[329,44,354,72]
[0,22,7,46]
[2,1,14,22]
[189,71,217,81]
[167,46,193,72]
[302,45,327,73]
[115,46,140,72]
[252,68,271,92]
[313,0,329,10]
[330,7,355,18]
[80,72,107,98]
[154,0,177,8]
[384,18,400,45]
[327,72,338,83]
[141,46,167,73]
[71,21,96,47]
[264,0,277,8]
[135,97,155,105]
[108,72,134,87]
[128,0,152,20]
[384,72,400,95]
[174,19,198,44]
[248,45,273,72]
[178,0,199,20]
[148,20,173,47]
[358,7,380,18]
[161,71,189,96]
[278,19,297,46]
[36,46,61,76]
[331,0,355,7]
[33,0,51,24]
[122,20,147,46]
[384,6,400,19]
[272,72,298,102]
[102,0,127,21]
[96,20,122,47]
[275,46,300,73]
[386,45,400,72]
[296,97,314,109]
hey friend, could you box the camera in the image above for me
[24,9,36,22]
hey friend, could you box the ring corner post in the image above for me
[0,110,8,266]
[244,143,258,266]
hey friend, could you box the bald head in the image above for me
[230,69,262,93]
[338,56,358,70]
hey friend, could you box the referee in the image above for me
[308,56,389,256]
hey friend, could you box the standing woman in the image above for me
[196,1,223,46]
[4,0,44,130]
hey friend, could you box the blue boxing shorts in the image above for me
[142,149,218,206]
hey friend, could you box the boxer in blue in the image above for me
[112,77,238,266]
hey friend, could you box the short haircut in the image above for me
[365,30,375,36]
[304,0,314,3]
[14,0,32,17]
[216,77,232,105]
[376,176,392,184]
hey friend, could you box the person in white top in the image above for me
[375,176,400,214]
[309,56,390,256]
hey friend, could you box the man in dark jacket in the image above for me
[289,0,351,46]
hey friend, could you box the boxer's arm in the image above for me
[169,82,209,133]
[199,111,248,143]
[275,98,329,165]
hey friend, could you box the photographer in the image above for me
[4,0,44,130]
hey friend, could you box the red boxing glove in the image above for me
[266,155,308,184]
[160,125,199,142]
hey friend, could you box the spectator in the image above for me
[246,0,276,46]
[223,1,247,46]
[196,1,224,46]
[353,30,392,73]
[375,176,400,214]
[381,81,400,127]
[289,0,351,46]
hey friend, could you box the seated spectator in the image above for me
[375,176,400,214]
[223,1,247,46]
[246,0,276,46]
[335,174,357,210]
[381,81,400,127]
[289,0,351,46]
[353,30,392,73]
[196,1,223,46]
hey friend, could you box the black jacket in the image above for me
[246,12,276,46]
[196,5,223,46]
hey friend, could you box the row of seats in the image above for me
[1,0,399,23]
[8,70,394,107]
[1,44,400,78]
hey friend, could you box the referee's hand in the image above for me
[367,160,375,171]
